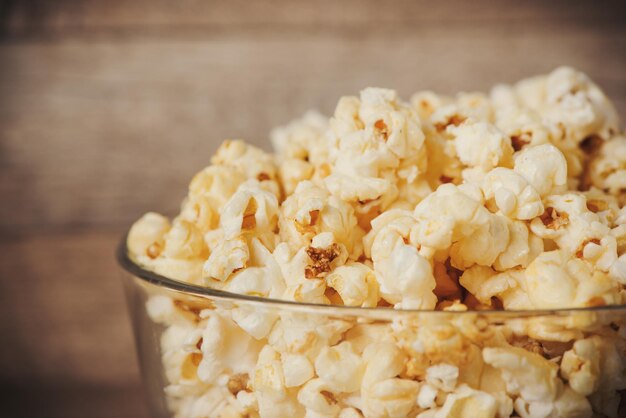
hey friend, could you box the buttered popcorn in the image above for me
[128,68,626,418]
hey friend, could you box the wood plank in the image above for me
[2,382,150,418]
[2,0,624,36]
[0,230,141,386]
[1,25,624,232]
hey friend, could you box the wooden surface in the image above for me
[0,1,624,417]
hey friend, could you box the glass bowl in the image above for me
[118,237,626,418]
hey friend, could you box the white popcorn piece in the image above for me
[561,337,601,396]
[163,220,208,260]
[188,165,247,210]
[203,237,248,283]
[410,90,450,122]
[127,212,171,259]
[279,181,362,258]
[360,341,423,416]
[315,342,364,393]
[271,110,329,164]
[179,195,219,233]
[338,407,364,418]
[197,312,263,384]
[449,121,514,171]
[324,87,425,212]
[610,254,626,284]
[542,66,619,143]
[481,168,543,220]
[211,140,279,189]
[460,267,532,310]
[588,135,626,197]
[297,378,342,417]
[366,209,437,309]
[231,306,278,340]
[494,219,543,271]
[412,183,485,250]
[417,383,438,409]
[434,384,498,418]
[425,363,459,392]
[482,346,562,407]
[514,144,568,197]
[220,180,280,241]
[282,353,315,388]
[325,262,379,307]
[522,249,621,309]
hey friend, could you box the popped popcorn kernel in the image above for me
[127,68,626,418]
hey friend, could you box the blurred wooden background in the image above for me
[0,1,624,417]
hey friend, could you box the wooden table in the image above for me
[1,1,624,416]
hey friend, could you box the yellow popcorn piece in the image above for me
[127,212,171,259]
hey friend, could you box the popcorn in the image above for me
[127,68,626,418]
[324,87,425,214]
[542,67,619,142]
[315,342,364,393]
[481,168,544,220]
[203,237,248,283]
[425,363,459,392]
[127,212,171,259]
[360,343,420,417]
[522,250,621,309]
[513,144,568,197]
[417,383,438,409]
[279,181,362,258]
[494,219,543,271]
[365,209,437,308]
[253,345,305,417]
[188,165,246,209]
[561,337,601,396]
[435,385,498,418]
[271,111,329,197]
[297,378,342,417]
[482,346,561,403]
[449,121,514,171]
[338,408,364,418]
[219,180,279,242]
[325,262,379,307]
[197,312,264,384]
[163,220,208,260]
[211,140,279,190]
[282,353,315,388]
[271,111,329,165]
[587,135,626,198]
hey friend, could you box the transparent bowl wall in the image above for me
[118,240,626,418]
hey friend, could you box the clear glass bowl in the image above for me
[118,238,626,418]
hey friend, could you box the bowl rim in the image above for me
[117,233,626,316]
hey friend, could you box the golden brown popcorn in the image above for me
[127,68,626,418]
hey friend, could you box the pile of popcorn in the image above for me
[127,67,626,418]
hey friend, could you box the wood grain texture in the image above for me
[0,1,624,416]
[0,230,149,417]
[3,0,624,34]
[0,6,624,233]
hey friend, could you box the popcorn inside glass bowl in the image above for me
[125,67,626,418]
